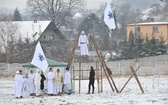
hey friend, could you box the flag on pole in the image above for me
[31,41,48,72]
[104,2,116,29]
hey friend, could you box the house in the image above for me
[0,21,65,42]
[127,22,168,44]
[59,26,75,40]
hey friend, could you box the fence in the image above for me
[0,63,22,76]
[72,55,168,77]
[0,55,168,77]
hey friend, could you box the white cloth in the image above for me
[47,72,55,94]
[63,70,71,84]
[35,70,41,96]
[22,78,30,97]
[35,72,41,86]
[35,85,40,96]
[104,2,116,29]
[14,75,24,97]
[28,73,36,94]
[78,34,89,56]
[31,41,48,72]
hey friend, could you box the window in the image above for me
[50,35,54,40]
[153,26,158,33]
[43,36,46,39]
[136,27,140,32]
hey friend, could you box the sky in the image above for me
[0,0,112,11]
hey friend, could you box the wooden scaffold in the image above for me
[67,32,144,94]
[67,32,119,94]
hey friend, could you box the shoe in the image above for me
[92,92,94,94]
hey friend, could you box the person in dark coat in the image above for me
[87,66,95,94]
[40,71,46,91]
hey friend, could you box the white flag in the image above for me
[31,41,48,72]
[104,2,116,29]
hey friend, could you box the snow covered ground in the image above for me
[0,75,168,105]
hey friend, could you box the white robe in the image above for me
[14,75,24,97]
[63,70,71,84]
[22,78,30,97]
[78,34,89,56]
[28,73,36,94]
[47,72,55,94]
[35,72,41,96]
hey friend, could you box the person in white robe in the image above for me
[63,67,72,94]
[78,31,89,57]
[34,69,41,96]
[56,69,63,95]
[14,71,24,98]
[47,68,55,95]
[28,70,36,96]
[22,73,30,97]
[53,72,57,95]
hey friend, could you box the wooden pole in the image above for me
[120,66,140,93]
[101,66,103,93]
[90,33,118,92]
[79,62,81,94]
[130,66,144,94]
[96,62,100,93]
[67,32,80,68]
[90,33,114,92]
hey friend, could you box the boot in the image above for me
[92,91,94,94]
[87,91,90,94]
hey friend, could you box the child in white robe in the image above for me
[56,69,63,95]
[34,69,41,96]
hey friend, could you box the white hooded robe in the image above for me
[78,34,89,56]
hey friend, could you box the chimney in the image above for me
[34,19,37,23]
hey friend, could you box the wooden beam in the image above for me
[90,33,115,92]
[130,66,144,94]
[79,62,81,94]
[120,66,140,93]
[67,32,80,68]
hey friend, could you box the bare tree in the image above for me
[26,0,85,28]
[0,8,13,21]
[0,21,18,63]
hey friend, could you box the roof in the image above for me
[22,58,67,68]
[0,21,51,41]
[127,22,168,26]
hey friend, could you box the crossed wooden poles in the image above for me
[67,32,144,94]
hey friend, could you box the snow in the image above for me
[73,13,82,19]
[128,22,168,26]
[14,21,51,41]
[0,21,51,41]
[0,75,168,105]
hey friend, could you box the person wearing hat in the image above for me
[14,71,24,98]
[78,31,89,57]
